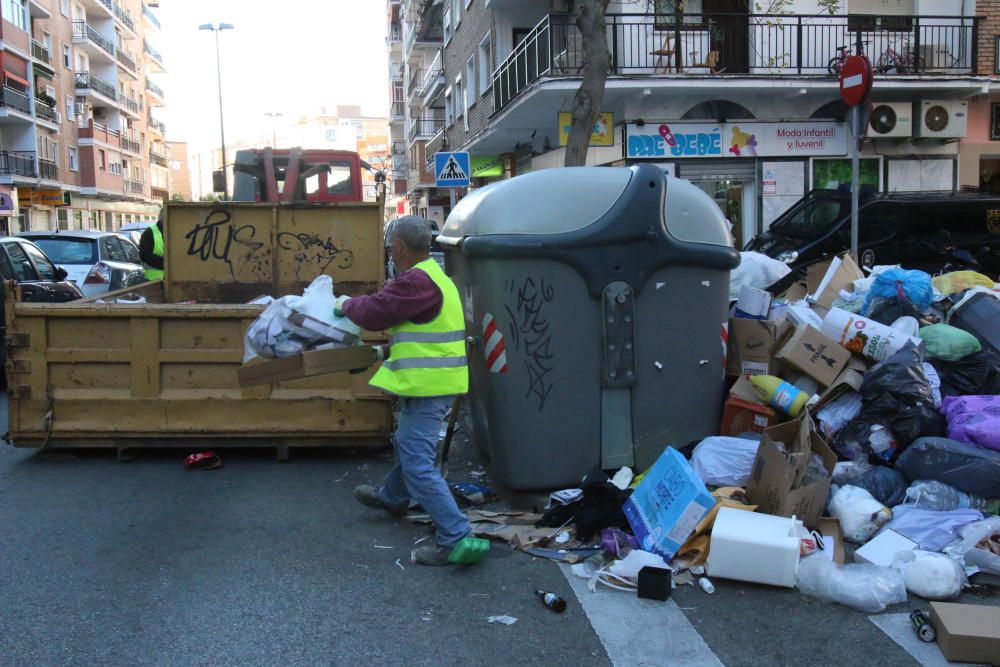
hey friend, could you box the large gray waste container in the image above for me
[438,165,740,490]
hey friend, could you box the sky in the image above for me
[156,0,389,153]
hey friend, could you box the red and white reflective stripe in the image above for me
[482,313,508,374]
[721,322,729,369]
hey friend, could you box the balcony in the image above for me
[0,87,32,116]
[424,128,445,165]
[120,93,141,117]
[72,21,116,61]
[125,178,144,195]
[388,22,401,47]
[83,0,115,18]
[144,40,165,71]
[76,71,117,103]
[407,67,423,98]
[31,40,55,75]
[0,151,37,177]
[404,3,443,61]
[114,2,137,34]
[28,0,51,19]
[142,3,160,30]
[121,135,141,155]
[390,63,403,81]
[419,59,445,103]
[39,158,58,181]
[148,116,165,135]
[117,49,139,78]
[390,100,405,120]
[35,98,58,124]
[492,13,983,114]
[407,116,443,142]
[392,140,406,156]
[149,147,169,167]
[145,78,165,105]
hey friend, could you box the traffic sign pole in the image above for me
[851,105,860,261]
[839,53,872,264]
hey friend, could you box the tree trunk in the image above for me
[563,0,611,167]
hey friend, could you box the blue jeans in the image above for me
[378,396,470,547]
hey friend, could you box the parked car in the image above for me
[746,189,1000,278]
[119,220,154,247]
[0,237,84,381]
[384,217,445,279]
[18,230,147,297]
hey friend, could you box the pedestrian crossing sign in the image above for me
[434,151,471,187]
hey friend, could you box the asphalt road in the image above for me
[1,395,997,666]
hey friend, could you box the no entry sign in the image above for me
[840,55,873,107]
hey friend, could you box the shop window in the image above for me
[57,208,68,230]
[991,103,1000,140]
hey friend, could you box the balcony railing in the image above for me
[97,0,113,13]
[493,13,983,113]
[389,22,401,43]
[35,98,57,123]
[145,78,164,99]
[144,40,164,66]
[407,117,444,142]
[390,100,404,118]
[142,3,160,29]
[31,39,51,66]
[76,71,117,100]
[148,116,165,134]
[118,49,138,73]
[390,63,403,80]
[72,21,116,57]
[407,67,423,96]
[114,2,136,32]
[0,86,32,115]
[121,93,141,115]
[125,179,144,194]
[39,158,58,181]
[121,136,141,154]
[149,148,169,167]
[0,151,36,177]
[419,67,444,98]
[392,140,406,155]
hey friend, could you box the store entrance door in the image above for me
[679,160,756,248]
[693,179,748,247]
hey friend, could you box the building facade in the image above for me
[0,0,167,235]
[165,138,189,199]
[393,0,988,246]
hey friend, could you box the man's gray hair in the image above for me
[394,215,432,253]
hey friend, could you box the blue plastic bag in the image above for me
[861,268,935,318]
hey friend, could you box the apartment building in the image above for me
[397,0,988,247]
[0,0,167,235]
[165,138,189,199]
[959,0,1000,192]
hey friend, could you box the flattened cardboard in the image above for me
[929,602,1000,665]
[812,357,867,414]
[746,413,836,529]
[774,325,851,388]
[727,317,793,377]
[853,528,918,567]
[807,252,865,310]
[238,345,379,387]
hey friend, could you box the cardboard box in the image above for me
[807,252,865,310]
[853,529,918,567]
[929,602,1000,664]
[237,345,379,387]
[721,395,778,436]
[746,414,836,529]
[623,447,716,561]
[818,518,845,565]
[774,325,851,388]
[735,285,772,319]
[726,317,792,377]
[812,357,867,414]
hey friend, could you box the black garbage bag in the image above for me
[866,299,921,327]
[896,436,1000,498]
[931,348,1000,397]
[857,466,909,507]
[537,468,632,542]
[833,345,946,463]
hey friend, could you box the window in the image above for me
[466,0,472,6]
[995,36,1000,75]
[98,149,106,171]
[5,242,39,282]
[72,210,82,229]
[46,84,56,100]
[60,0,68,16]
[443,7,451,44]
[327,162,352,195]
[102,235,128,262]
[24,243,57,281]
[991,103,1000,141]
[69,147,78,171]
[444,88,453,126]
[0,247,13,280]
[454,77,464,120]
[3,0,27,32]
[65,94,74,117]
[466,56,476,111]
[452,0,461,27]
[88,211,98,228]
[42,31,52,51]
[57,208,69,230]
[478,35,492,95]
[121,238,141,264]
[62,44,71,69]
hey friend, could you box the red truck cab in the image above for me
[232,147,369,203]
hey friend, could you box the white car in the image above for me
[18,230,147,298]
[119,220,154,247]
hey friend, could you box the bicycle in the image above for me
[827,42,870,75]
[875,39,925,74]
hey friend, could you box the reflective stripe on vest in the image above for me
[369,258,469,398]
[144,223,164,281]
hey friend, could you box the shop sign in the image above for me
[626,122,848,159]
[470,155,504,178]
[0,186,13,212]
[16,188,68,206]
[559,112,615,147]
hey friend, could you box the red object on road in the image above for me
[840,55,873,107]
[184,451,223,471]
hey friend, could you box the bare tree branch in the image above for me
[563,0,612,167]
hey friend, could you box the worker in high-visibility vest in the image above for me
[139,215,164,281]
[339,216,484,566]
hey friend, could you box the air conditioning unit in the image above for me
[55,111,62,124]
[868,102,912,138]
[74,102,84,116]
[915,100,967,139]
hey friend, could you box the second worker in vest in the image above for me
[339,216,485,567]
[139,215,165,281]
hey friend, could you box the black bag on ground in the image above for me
[896,436,1000,498]
[857,467,909,507]
[931,349,1000,397]
[832,345,946,462]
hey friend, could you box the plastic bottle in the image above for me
[749,375,809,417]
[535,589,567,613]
[698,577,715,594]
[903,480,988,511]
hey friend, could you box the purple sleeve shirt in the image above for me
[341,267,443,332]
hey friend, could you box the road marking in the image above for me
[869,613,955,666]
[561,564,723,667]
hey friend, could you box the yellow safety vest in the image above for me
[370,258,468,397]
[144,224,164,281]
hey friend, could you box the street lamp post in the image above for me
[199,22,234,200]
[264,112,283,147]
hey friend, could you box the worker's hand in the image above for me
[333,295,350,318]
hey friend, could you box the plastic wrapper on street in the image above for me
[795,555,907,613]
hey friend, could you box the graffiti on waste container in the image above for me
[184,209,271,282]
[503,277,555,411]
[277,231,354,279]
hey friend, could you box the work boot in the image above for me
[353,484,408,518]
[412,544,454,566]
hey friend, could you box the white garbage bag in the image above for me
[729,252,791,300]
[944,516,1000,576]
[690,437,760,487]
[795,555,907,613]
[891,550,965,600]
[829,485,892,545]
